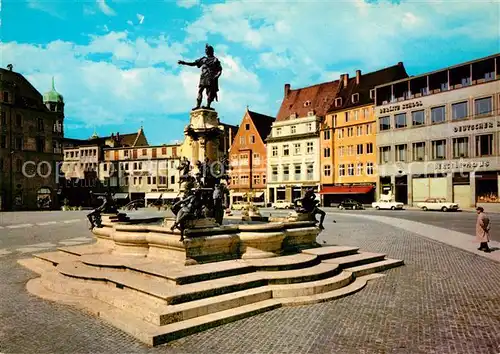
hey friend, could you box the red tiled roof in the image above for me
[275,80,341,122]
[320,185,374,194]
[247,110,275,141]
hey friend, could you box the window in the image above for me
[324,147,331,158]
[476,134,493,156]
[283,165,289,181]
[345,112,350,122]
[339,164,345,176]
[250,135,255,144]
[356,163,363,176]
[352,93,359,103]
[379,116,390,131]
[240,136,245,145]
[276,128,282,136]
[347,164,354,176]
[294,164,301,180]
[324,165,331,177]
[431,106,445,124]
[36,137,45,152]
[431,140,446,160]
[347,127,354,136]
[369,90,375,100]
[366,143,373,154]
[147,176,151,184]
[3,92,10,102]
[337,129,344,139]
[14,136,23,150]
[262,174,266,185]
[306,123,313,132]
[253,174,260,185]
[240,154,249,166]
[395,113,407,129]
[348,145,354,156]
[306,163,314,180]
[0,135,5,148]
[293,143,301,155]
[16,159,22,172]
[272,146,278,157]
[0,158,3,171]
[160,147,165,155]
[412,110,425,126]
[124,150,129,157]
[453,137,469,158]
[142,148,147,156]
[15,114,22,127]
[366,162,374,175]
[37,118,44,132]
[1,111,6,125]
[364,107,370,118]
[339,146,344,157]
[396,144,407,162]
[354,111,359,120]
[253,153,260,165]
[380,146,391,163]
[241,175,249,185]
[452,101,468,120]
[283,144,290,156]
[271,166,278,182]
[365,123,372,135]
[475,97,492,115]
[306,142,313,154]
[357,144,363,155]
[323,130,330,140]
[291,125,297,134]
[356,126,363,136]
[335,97,342,107]
[245,123,250,130]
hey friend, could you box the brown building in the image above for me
[0,65,65,210]
[229,108,275,205]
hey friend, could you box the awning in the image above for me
[113,193,129,199]
[161,192,180,199]
[145,192,163,200]
[231,192,245,197]
[252,192,264,198]
[320,185,374,195]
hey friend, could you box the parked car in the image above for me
[231,202,246,211]
[372,201,404,210]
[416,198,459,212]
[338,199,364,210]
[272,200,294,209]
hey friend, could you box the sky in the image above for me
[1,0,499,145]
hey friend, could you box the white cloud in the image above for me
[127,20,133,26]
[97,0,115,16]
[177,0,200,9]
[137,13,145,25]
[0,32,263,132]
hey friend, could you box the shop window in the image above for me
[476,134,493,156]
[452,137,469,158]
[476,172,498,203]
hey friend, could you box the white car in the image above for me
[416,198,459,212]
[371,201,404,210]
[272,200,294,209]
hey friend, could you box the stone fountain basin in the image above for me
[93,214,321,265]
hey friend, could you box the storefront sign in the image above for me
[453,120,500,133]
[379,101,423,114]
[435,161,490,170]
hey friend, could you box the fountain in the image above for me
[17,44,404,346]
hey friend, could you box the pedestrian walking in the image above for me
[476,206,491,253]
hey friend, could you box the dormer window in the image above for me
[307,110,315,117]
[369,89,375,99]
[290,113,297,119]
[303,100,311,107]
[351,93,359,103]
[335,97,342,107]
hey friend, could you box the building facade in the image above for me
[60,129,148,206]
[374,53,500,210]
[0,66,64,210]
[228,108,275,205]
[102,143,181,203]
[266,81,340,204]
[320,64,409,205]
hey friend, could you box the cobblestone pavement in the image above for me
[1,214,500,353]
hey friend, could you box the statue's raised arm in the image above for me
[177,44,222,111]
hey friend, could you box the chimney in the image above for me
[116,132,120,141]
[398,61,403,67]
[284,83,291,97]
[6,64,13,71]
[356,70,361,84]
[343,73,349,87]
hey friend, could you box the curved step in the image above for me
[345,258,404,277]
[34,251,79,266]
[270,271,353,298]
[302,246,359,260]
[323,252,386,268]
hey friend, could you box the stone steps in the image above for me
[345,259,404,277]
[57,244,109,256]
[323,252,387,268]
[302,246,360,260]
[33,251,79,266]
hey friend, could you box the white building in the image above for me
[374,53,500,211]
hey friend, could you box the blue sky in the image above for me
[2,0,499,145]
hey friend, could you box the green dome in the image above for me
[43,77,64,103]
